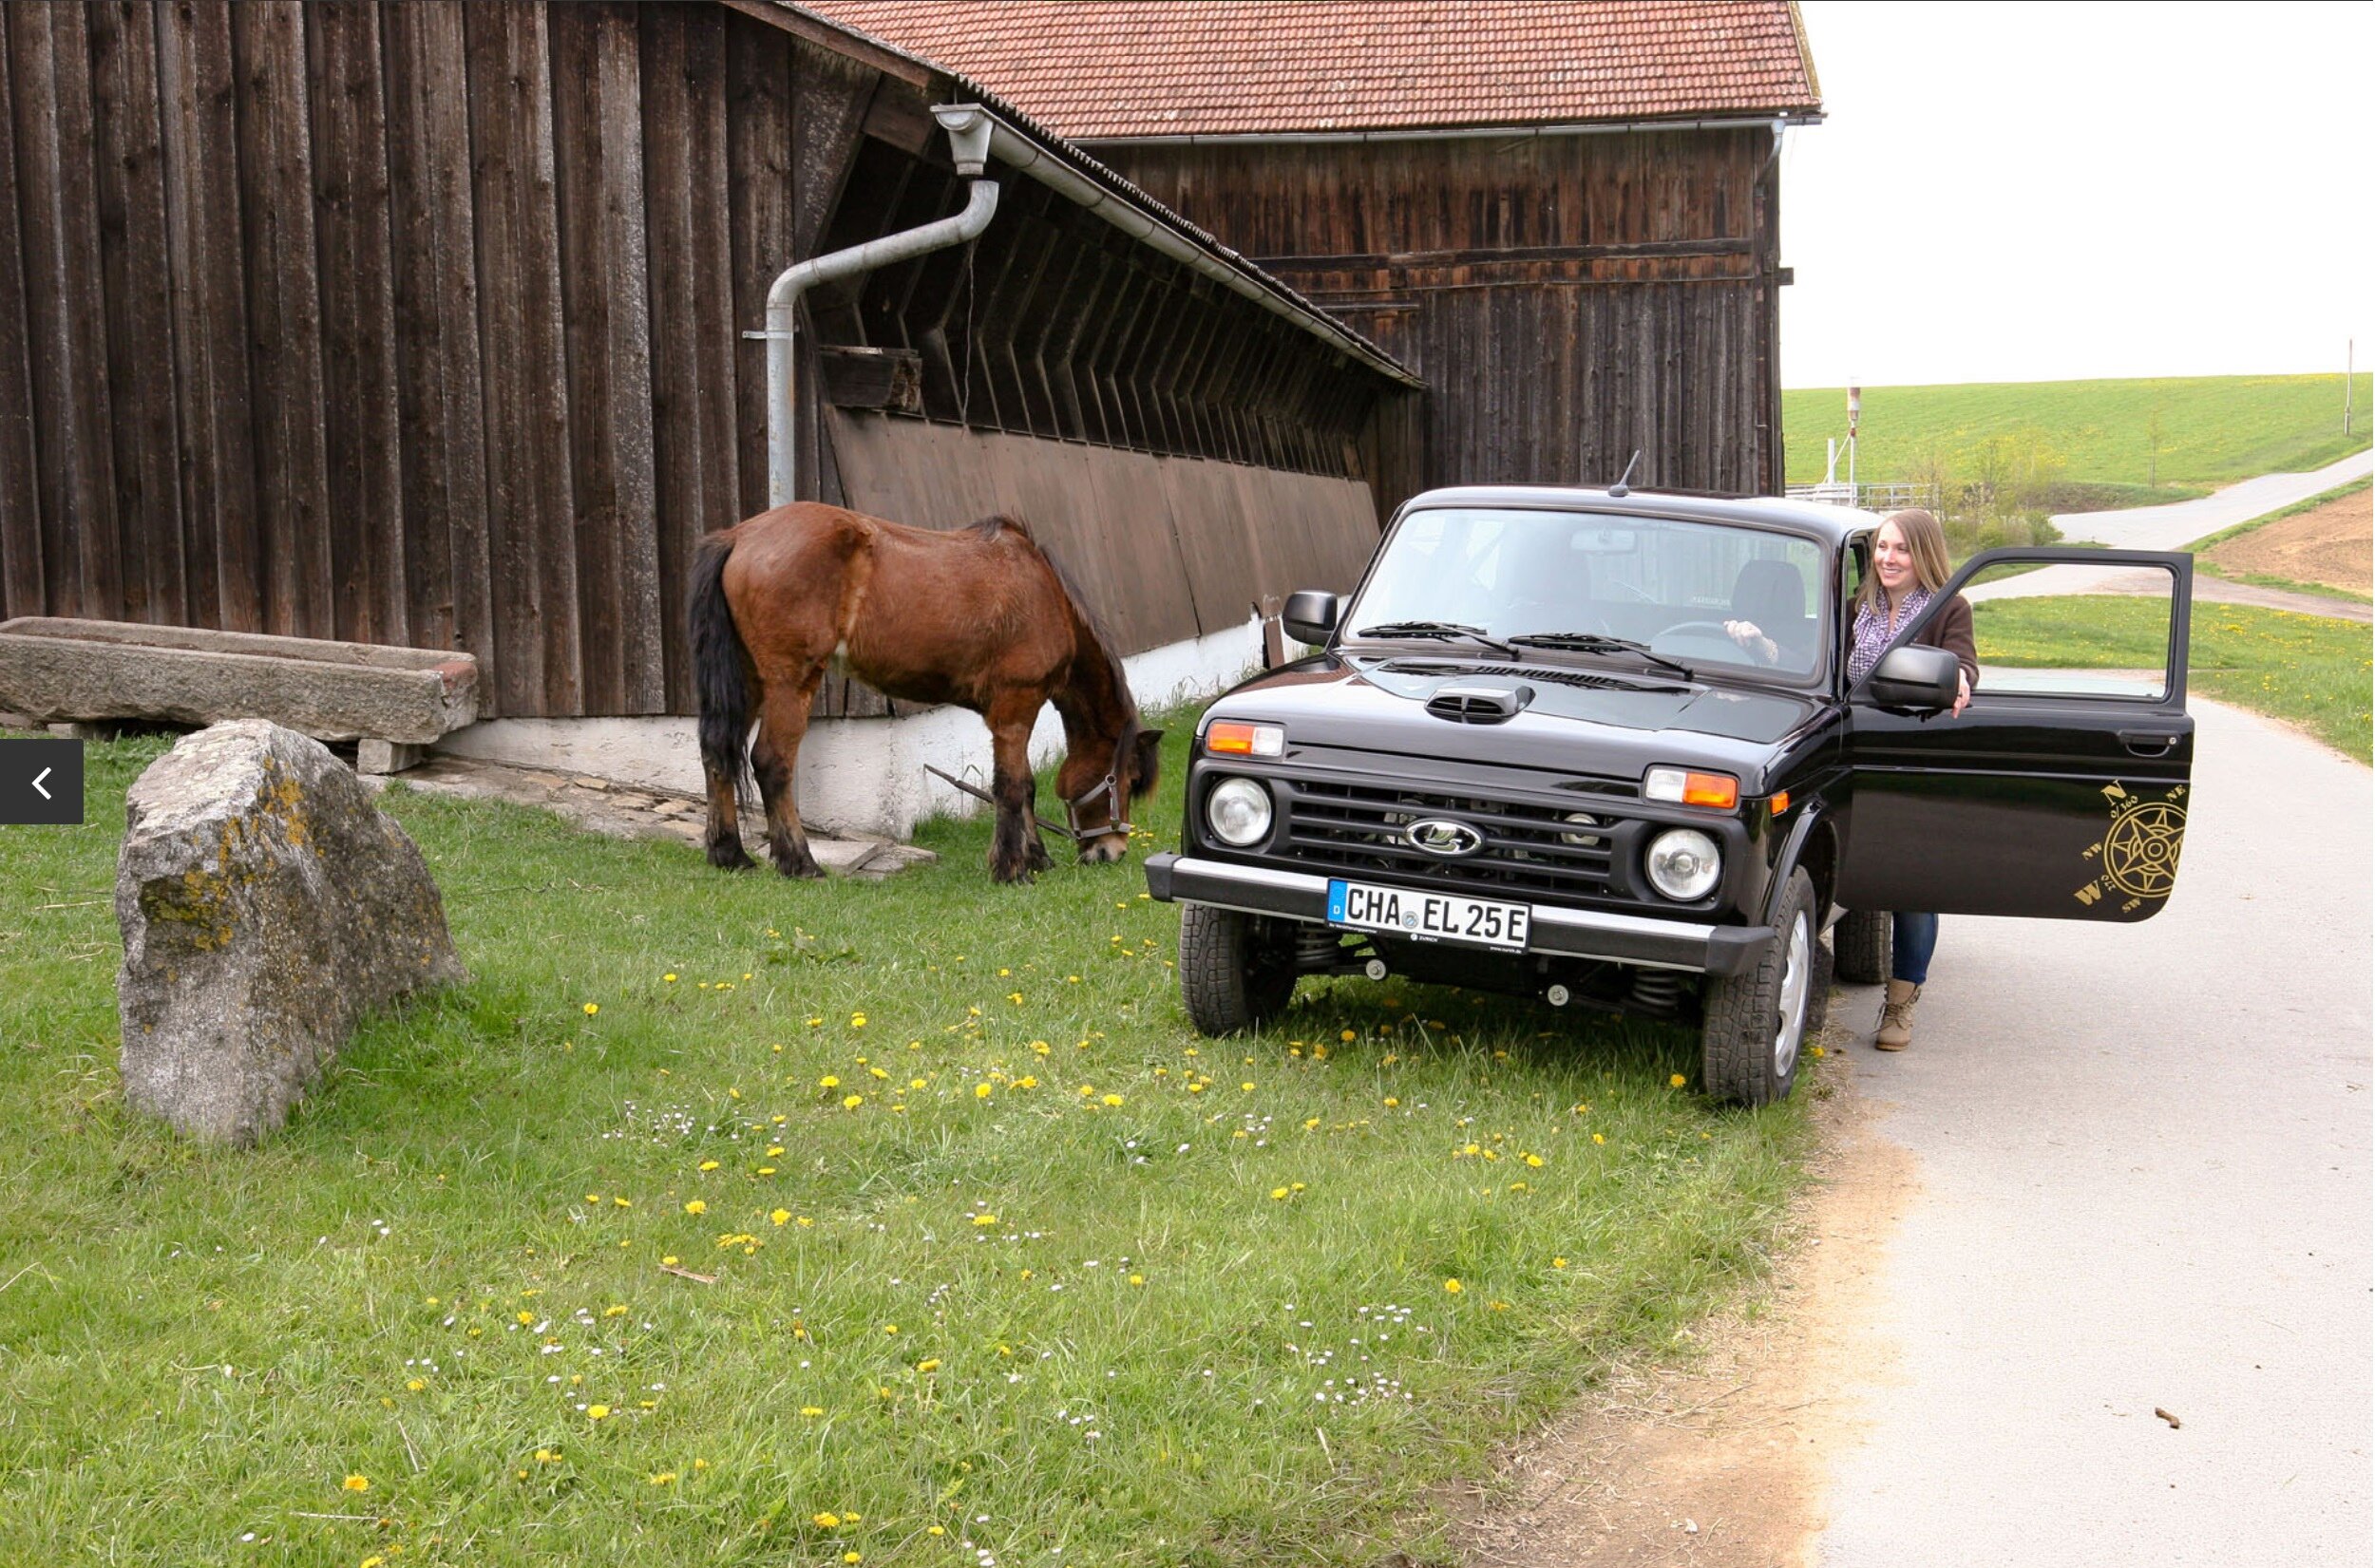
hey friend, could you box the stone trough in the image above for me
[0,616,477,772]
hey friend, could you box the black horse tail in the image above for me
[688,532,750,789]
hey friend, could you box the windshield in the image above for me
[1344,507,1830,678]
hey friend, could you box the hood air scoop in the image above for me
[1426,682,1533,724]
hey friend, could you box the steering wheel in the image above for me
[1652,619,1761,661]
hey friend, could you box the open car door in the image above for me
[1835,547,2194,922]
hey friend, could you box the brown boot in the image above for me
[1875,979,1921,1050]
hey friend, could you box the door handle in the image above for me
[2118,730,2179,757]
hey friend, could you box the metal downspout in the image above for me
[759,104,998,509]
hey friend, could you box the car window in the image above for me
[1959,559,2178,702]
[1347,508,1829,677]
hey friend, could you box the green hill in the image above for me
[1783,373,2371,496]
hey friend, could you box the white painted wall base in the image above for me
[434,614,1267,840]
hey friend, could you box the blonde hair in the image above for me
[1855,509,1953,617]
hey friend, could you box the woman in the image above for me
[1846,508,1977,1051]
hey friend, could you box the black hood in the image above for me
[1203,652,1826,792]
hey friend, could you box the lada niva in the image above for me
[1144,485,2196,1104]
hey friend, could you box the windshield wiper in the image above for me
[1508,631,1694,680]
[1353,620,1516,658]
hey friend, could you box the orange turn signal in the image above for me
[1644,765,1739,810]
[1770,790,1791,817]
[1204,721,1283,758]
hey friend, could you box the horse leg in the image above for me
[751,677,826,879]
[701,737,758,871]
[985,695,1050,883]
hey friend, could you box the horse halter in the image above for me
[922,749,1134,846]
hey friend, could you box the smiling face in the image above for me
[1873,520,1916,599]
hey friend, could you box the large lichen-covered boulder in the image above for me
[117,720,466,1143]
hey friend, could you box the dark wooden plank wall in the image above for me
[1107,128,1784,500]
[0,0,886,718]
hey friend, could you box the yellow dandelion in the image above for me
[917,1358,940,1373]
[1443,1278,1462,1294]
[1592,1132,1606,1144]
[664,973,676,982]
[845,1555,864,1565]
[819,1074,840,1089]
[883,1323,899,1335]
[406,1378,426,1392]
[1669,1073,1687,1088]
[586,1405,610,1420]
[813,1511,842,1528]
[698,1160,720,1171]
[582,1002,599,1016]
[648,1470,677,1485]
[843,1094,864,1110]
[975,1084,993,1101]
[341,1474,370,1493]
[1270,1186,1289,1200]
[1384,1097,1399,1108]
[1552,1256,1568,1269]
[1102,1093,1124,1106]
[972,1214,998,1227]
[684,1200,706,1215]
[801,1405,825,1417]
[850,1012,866,1028]
[1524,1153,1545,1168]
[770,1209,791,1226]
[1340,1029,1357,1042]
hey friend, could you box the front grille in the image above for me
[1282,778,1620,898]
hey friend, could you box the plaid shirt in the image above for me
[1847,585,1934,686]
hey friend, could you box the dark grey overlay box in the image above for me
[1,737,83,825]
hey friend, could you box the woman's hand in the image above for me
[1722,619,1778,665]
[1951,671,1971,717]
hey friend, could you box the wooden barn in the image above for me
[0,0,1418,826]
[812,0,1824,501]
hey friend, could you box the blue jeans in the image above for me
[1892,912,1939,985]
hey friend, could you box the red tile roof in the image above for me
[802,1,1821,140]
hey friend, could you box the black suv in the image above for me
[1145,486,2195,1104]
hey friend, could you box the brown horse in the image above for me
[685,502,1161,883]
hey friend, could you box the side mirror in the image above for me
[1862,644,1959,712]
[1282,590,1340,646]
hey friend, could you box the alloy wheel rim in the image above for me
[1773,912,1810,1079]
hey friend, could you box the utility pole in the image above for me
[1847,383,1861,498]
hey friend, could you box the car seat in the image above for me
[1731,559,1809,664]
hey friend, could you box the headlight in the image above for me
[1206,778,1274,847]
[1644,828,1720,900]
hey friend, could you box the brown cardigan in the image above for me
[1911,594,1979,690]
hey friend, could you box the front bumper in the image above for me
[1145,852,1770,976]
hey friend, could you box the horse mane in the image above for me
[975,514,1135,725]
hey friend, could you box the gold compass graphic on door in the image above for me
[2075,783,2187,913]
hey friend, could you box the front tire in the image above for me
[1700,869,1827,1105]
[1178,905,1298,1035]
[1832,908,1891,985]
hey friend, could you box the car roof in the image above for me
[1398,484,1875,546]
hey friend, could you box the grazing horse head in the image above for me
[1056,717,1164,864]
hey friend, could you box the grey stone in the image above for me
[0,615,478,745]
[357,739,426,775]
[116,720,466,1144]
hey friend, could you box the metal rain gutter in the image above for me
[756,104,999,509]
[1077,113,1817,149]
[968,107,1422,387]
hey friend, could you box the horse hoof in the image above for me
[772,855,824,879]
[708,842,758,871]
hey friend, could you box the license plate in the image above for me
[1326,878,1531,951]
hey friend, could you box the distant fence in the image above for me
[1783,482,1940,513]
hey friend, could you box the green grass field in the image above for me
[1973,597,2373,761]
[0,723,1814,1566]
[1785,373,2372,492]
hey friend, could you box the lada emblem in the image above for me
[1406,818,1485,857]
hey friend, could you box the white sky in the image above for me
[1780,1,2372,388]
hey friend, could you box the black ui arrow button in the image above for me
[2,736,84,825]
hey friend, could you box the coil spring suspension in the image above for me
[1629,971,1684,1014]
